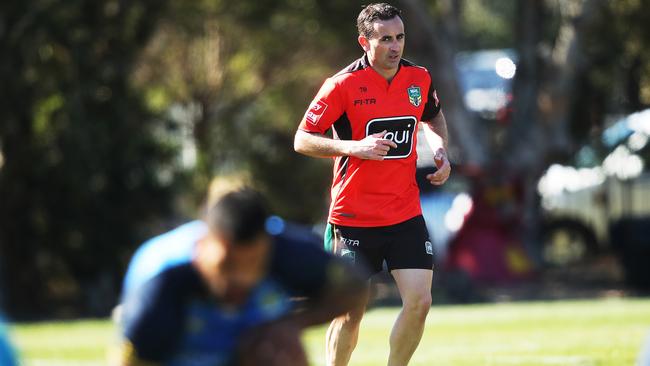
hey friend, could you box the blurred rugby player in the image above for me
[115,186,367,366]
[0,316,17,366]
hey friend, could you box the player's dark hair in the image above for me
[207,187,269,245]
[357,3,402,38]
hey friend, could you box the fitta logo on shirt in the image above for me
[340,236,360,247]
[353,98,376,106]
[306,100,328,125]
[407,85,422,107]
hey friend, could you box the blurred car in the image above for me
[537,109,650,287]
[455,49,517,120]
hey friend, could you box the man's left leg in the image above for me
[387,268,432,366]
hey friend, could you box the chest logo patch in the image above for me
[365,116,417,159]
[407,85,422,107]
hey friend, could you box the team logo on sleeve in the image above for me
[305,100,328,125]
[407,85,422,107]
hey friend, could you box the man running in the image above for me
[294,3,451,365]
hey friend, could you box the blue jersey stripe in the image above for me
[122,221,207,296]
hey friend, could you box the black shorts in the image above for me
[324,215,434,276]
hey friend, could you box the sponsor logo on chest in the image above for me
[365,116,418,159]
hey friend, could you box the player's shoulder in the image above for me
[123,262,200,304]
[267,226,335,298]
[268,225,330,272]
[270,229,323,261]
[329,56,370,83]
[122,220,207,295]
[399,58,431,77]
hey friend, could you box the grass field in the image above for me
[10,298,650,365]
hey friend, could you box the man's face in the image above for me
[197,233,271,305]
[359,16,405,77]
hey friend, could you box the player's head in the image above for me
[357,3,404,76]
[197,186,272,304]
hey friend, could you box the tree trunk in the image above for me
[506,0,606,265]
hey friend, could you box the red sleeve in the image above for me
[298,78,345,134]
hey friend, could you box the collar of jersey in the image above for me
[361,54,403,90]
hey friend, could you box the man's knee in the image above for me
[336,287,368,326]
[347,306,366,324]
[402,293,432,318]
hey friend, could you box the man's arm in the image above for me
[267,236,369,328]
[237,240,368,366]
[422,110,451,185]
[112,272,184,366]
[294,129,397,161]
[111,340,160,366]
[237,260,367,366]
[283,258,368,328]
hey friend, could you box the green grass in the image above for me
[10,298,650,365]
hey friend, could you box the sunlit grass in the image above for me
[11,298,650,366]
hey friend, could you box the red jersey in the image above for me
[299,55,441,227]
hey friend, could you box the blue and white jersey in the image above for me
[120,220,331,366]
[0,317,17,366]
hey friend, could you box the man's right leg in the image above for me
[325,289,369,366]
[324,223,378,366]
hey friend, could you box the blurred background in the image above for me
[1,0,650,345]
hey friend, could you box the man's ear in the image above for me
[358,35,370,52]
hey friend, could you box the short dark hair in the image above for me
[206,187,269,245]
[357,3,402,38]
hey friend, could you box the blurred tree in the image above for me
[0,0,179,318]
[505,0,650,174]
[499,0,650,263]
[398,0,650,265]
[3,0,650,317]
[131,1,364,222]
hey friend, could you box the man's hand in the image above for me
[237,320,308,366]
[426,148,451,185]
[349,130,398,160]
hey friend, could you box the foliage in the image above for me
[0,0,180,318]
[130,0,363,221]
[2,0,650,317]
[460,0,516,50]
